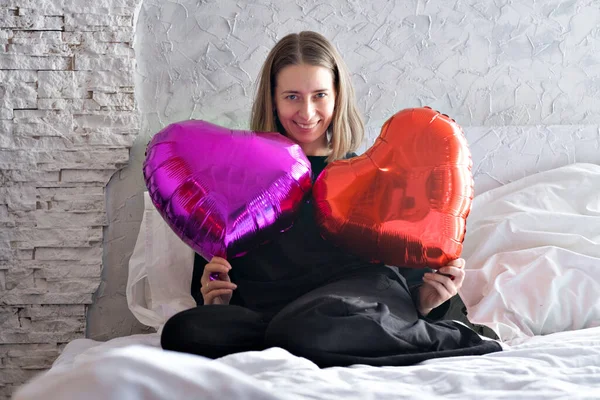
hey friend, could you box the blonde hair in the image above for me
[250,31,364,163]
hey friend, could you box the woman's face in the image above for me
[273,64,336,156]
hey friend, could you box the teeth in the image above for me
[296,122,317,129]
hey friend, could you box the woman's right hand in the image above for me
[200,257,237,305]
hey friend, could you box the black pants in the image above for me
[161,269,502,367]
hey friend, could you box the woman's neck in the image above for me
[300,137,330,157]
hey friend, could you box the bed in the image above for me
[13,162,600,399]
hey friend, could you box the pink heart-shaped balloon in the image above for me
[143,120,312,261]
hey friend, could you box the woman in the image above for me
[161,31,502,367]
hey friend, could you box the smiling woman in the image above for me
[273,64,336,156]
[159,30,502,368]
[250,30,364,163]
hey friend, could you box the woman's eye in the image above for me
[287,95,298,100]
[316,93,326,98]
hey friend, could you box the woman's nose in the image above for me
[298,100,315,120]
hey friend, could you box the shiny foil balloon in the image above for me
[143,120,312,261]
[313,107,473,269]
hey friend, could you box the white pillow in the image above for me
[126,192,197,332]
[459,163,600,344]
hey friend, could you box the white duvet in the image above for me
[13,328,600,400]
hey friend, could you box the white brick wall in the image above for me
[0,0,140,397]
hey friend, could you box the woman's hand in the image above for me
[200,257,237,305]
[417,258,466,316]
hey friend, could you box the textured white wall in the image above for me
[132,0,600,189]
[92,0,600,347]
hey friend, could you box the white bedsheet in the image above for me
[14,328,600,400]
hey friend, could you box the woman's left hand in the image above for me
[417,258,466,317]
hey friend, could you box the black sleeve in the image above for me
[191,253,206,306]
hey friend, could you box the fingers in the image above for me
[201,279,237,305]
[423,272,457,297]
[438,264,466,288]
[202,257,232,285]
[200,279,237,295]
[442,267,465,287]
[204,257,232,275]
[204,289,233,305]
[210,257,232,269]
[437,258,465,282]
[203,262,230,276]
[201,257,235,305]
[422,276,453,301]
[438,266,463,278]
[446,258,465,268]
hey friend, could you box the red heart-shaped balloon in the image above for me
[313,107,473,269]
[143,120,312,261]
